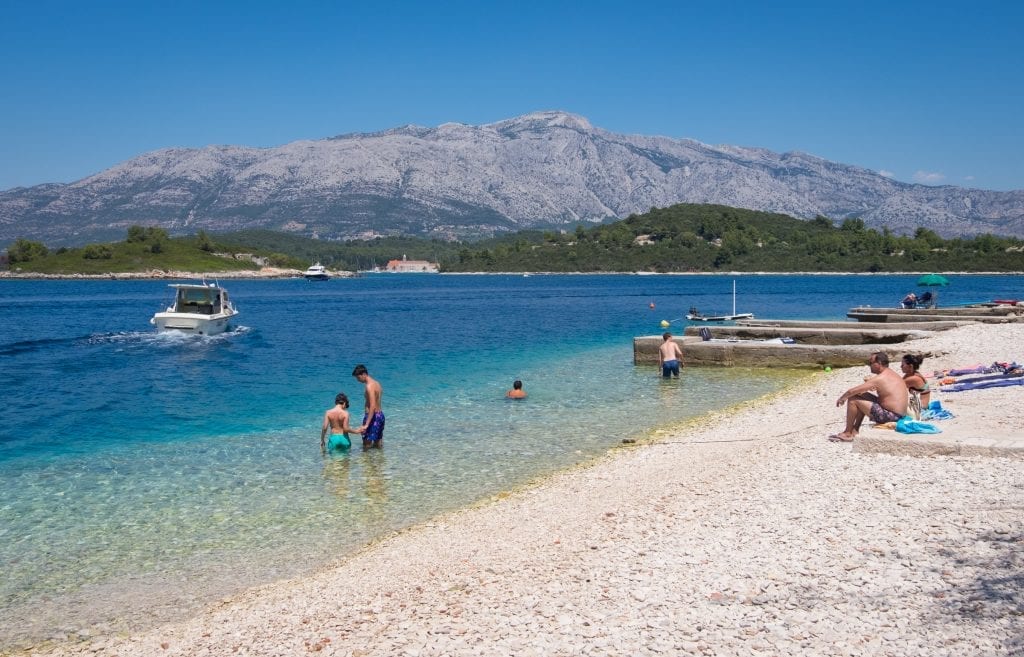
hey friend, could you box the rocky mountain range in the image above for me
[2,110,1023,247]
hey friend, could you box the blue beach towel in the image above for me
[920,400,955,421]
[941,361,1020,377]
[896,417,942,434]
[941,370,1024,386]
[941,378,1024,393]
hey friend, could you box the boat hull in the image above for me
[151,311,236,336]
[686,313,755,322]
[304,273,330,281]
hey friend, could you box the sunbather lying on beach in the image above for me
[830,352,909,442]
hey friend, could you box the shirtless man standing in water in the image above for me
[352,364,385,448]
[831,351,909,442]
[658,332,684,378]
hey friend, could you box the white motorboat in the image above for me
[151,282,238,336]
[304,262,330,281]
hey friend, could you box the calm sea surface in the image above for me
[0,273,1020,647]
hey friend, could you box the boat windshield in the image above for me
[177,288,215,304]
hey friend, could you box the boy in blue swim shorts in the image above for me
[658,332,684,378]
[352,364,385,448]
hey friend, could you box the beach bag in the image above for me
[908,391,922,420]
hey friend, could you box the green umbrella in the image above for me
[917,273,949,286]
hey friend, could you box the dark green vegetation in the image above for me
[2,227,462,274]
[447,205,1024,272]
[4,229,265,275]
[5,205,1024,274]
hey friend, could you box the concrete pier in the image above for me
[633,334,935,369]
[636,303,1024,369]
[682,325,934,345]
[847,305,1024,323]
[736,318,969,331]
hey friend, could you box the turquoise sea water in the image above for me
[0,273,1020,648]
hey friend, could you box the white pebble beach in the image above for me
[26,322,1024,657]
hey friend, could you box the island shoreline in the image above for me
[2,269,1023,280]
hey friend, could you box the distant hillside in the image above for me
[445,204,1024,273]
[2,112,1023,248]
[6,205,1023,275]
[1,227,462,275]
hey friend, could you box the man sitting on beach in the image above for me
[830,351,908,442]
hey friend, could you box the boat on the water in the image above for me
[685,281,753,322]
[304,262,330,281]
[151,282,238,336]
[686,307,755,322]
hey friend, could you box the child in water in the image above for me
[506,379,527,399]
[320,392,354,452]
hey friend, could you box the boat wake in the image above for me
[0,336,80,357]
[102,326,254,348]
[1,327,254,358]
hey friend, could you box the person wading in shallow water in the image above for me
[830,351,908,442]
[320,392,354,452]
[352,364,385,448]
[658,332,684,378]
[506,379,527,399]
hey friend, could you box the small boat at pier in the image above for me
[151,282,239,336]
[685,280,754,322]
[686,307,755,322]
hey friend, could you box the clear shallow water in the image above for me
[0,273,1020,647]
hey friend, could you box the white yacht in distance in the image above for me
[304,262,330,281]
[151,282,239,336]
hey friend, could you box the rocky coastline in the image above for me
[0,268,359,280]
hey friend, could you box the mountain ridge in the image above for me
[2,110,1023,246]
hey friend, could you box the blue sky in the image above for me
[1,0,1021,191]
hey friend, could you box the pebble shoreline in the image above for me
[21,323,1024,657]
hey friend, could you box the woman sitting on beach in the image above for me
[901,354,930,416]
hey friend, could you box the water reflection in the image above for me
[321,452,352,498]
[321,448,389,518]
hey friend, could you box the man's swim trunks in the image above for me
[662,360,680,378]
[869,402,903,424]
[362,411,386,444]
[327,433,351,451]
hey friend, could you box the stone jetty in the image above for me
[635,303,1024,368]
